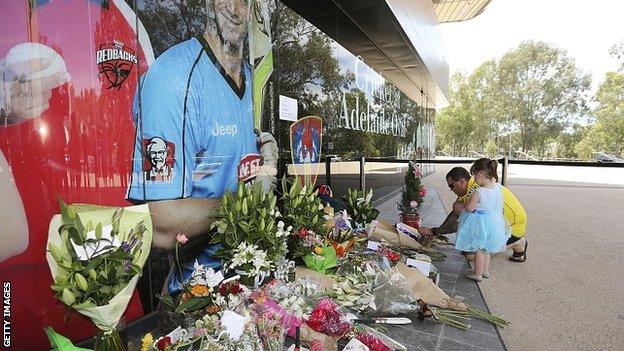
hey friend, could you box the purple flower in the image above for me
[123,260,132,273]
[120,241,131,253]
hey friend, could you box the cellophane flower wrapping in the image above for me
[250,303,288,351]
[46,203,152,333]
[355,324,407,351]
[251,278,322,338]
[336,252,418,316]
[306,298,352,337]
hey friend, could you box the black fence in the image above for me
[322,157,624,190]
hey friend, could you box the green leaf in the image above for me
[67,227,83,245]
[48,243,64,263]
[175,297,212,314]
[158,294,175,309]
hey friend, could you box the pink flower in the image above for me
[413,169,422,178]
[176,233,188,244]
[410,200,418,208]
[419,188,427,197]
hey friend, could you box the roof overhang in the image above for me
[434,0,492,23]
[281,0,450,108]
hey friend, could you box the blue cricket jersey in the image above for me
[128,35,258,201]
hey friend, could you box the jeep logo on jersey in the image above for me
[211,121,238,136]
[238,153,261,182]
[96,41,138,90]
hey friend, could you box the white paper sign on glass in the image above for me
[279,95,298,122]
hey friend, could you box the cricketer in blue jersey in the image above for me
[127,0,277,294]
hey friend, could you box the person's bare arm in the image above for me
[452,200,465,215]
[464,191,480,212]
[148,197,222,249]
[0,152,28,262]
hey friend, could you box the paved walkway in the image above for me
[422,164,624,351]
[375,187,507,351]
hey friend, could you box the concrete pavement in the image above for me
[421,164,624,351]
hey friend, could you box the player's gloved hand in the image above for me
[255,129,278,192]
[1,42,70,124]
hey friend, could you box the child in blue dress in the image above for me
[455,158,510,281]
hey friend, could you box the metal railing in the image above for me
[322,157,624,191]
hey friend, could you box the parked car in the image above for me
[593,152,624,163]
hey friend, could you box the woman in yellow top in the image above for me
[418,167,528,262]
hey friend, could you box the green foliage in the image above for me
[437,41,590,158]
[398,162,425,215]
[49,199,146,308]
[342,188,379,228]
[303,245,338,274]
[280,177,326,260]
[584,71,624,157]
[210,182,282,262]
[485,140,498,157]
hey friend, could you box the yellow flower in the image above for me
[190,284,210,297]
[314,246,323,255]
[140,333,154,351]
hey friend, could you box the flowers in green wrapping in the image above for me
[303,244,338,274]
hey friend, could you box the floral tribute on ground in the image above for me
[46,178,508,351]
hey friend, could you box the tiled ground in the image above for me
[375,187,507,351]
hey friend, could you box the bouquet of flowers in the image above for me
[280,177,326,263]
[252,306,287,351]
[332,252,418,316]
[141,309,265,351]
[323,208,360,258]
[46,200,152,351]
[306,298,352,337]
[159,261,247,328]
[343,188,379,228]
[210,182,290,287]
[397,162,426,228]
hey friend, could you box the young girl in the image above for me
[455,158,510,281]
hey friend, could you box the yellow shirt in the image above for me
[458,177,527,237]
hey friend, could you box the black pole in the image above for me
[359,156,366,191]
[325,157,331,188]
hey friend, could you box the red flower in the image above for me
[156,336,172,351]
[296,227,310,238]
[306,299,352,337]
[356,333,392,351]
[380,247,400,263]
[219,281,242,296]
[419,187,427,197]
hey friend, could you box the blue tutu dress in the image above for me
[455,184,511,253]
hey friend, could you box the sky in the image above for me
[439,0,624,91]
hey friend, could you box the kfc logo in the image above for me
[96,41,137,90]
[238,153,261,182]
[142,137,175,182]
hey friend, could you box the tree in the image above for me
[586,71,624,157]
[485,139,498,157]
[435,73,477,156]
[495,41,591,153]
[609,40,624,72]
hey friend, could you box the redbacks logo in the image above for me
[96,41,138,90]
[238,153,261,182]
